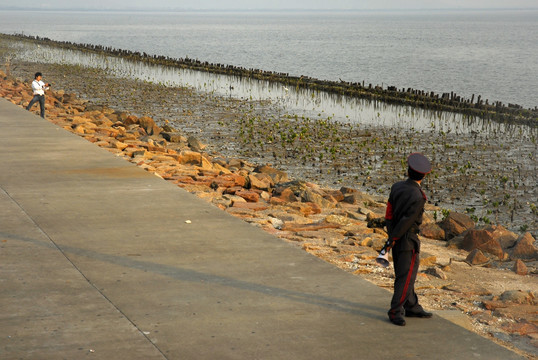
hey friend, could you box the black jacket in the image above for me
[385,179,427,252]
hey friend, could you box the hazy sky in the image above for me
[2,0,537,10]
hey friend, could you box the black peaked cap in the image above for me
[407,153,432,174]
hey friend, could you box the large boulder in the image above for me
[509,232,538,260]
[461,229,504,259]
[439,212,475,240]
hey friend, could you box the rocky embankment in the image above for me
[1,71,537,358]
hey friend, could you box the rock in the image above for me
[465,249,490,265]
[420,255,437,267]
[501,321,538,336]
[461,229,504,259]
[176,150,202,165]
[324,189,345,202]
[230,202,269,211]
[371,236,387,251]
[187,136,205,151]
[227,158,243,170]
[424,266,448,280]
[286,202,322,216]
[509,232,538,260]
[123,114,139,125]
[281,221,340,232]
[161,132,186,143]
[234,190,260,203]
[359,237,373,247]
[324,214,354,226]
[299,187,322,203]
[269,217,284,230]
[419,223,445,240]
[484,225,519,249]
[342,192,374,205]
[248,173,274,191]
[439,212,475,240]
[278,188,299,202]
[344,210,367,221]
[499,290,536,305]
[254,165,289,184]
[366,213,385,229]
[513,259,528,275]
[446,233,465,249]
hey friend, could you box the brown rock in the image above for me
[324,214,354,226]
[423,266,447,279]
[235,190,260,203]
[281,221,340,232]
[513,259,528,275]
[223,186,243,195]
[292,202,322,216]
[461,229,504,259]
[248,173,274,191]
[419,223,446,240]
[216,174,246,188]
[439,212,475,240]
[187,136,205,151]
[300,188,330,207]
[501,321,538,336]
[485,225,519,249]
[161,132,186,143]
[255,165,289,184]
[482,300,507,311]
[123,114,139,125]
[499,290,536,305]
[342,192,374,205]
[230,202,269,211]
[278,188,299,202]
[465,249,490,265]
[509,232,538,260]
[324,189,345,202]
[420,255,437,267]
[177,150,202,165]
[227,158,243,170]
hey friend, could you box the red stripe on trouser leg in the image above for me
[397,249,416,308]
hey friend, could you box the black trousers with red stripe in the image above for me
[388,249,423,318]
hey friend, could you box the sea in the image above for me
[0,9,537,109]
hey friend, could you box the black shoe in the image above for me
[405,310,433,318]
[389,317,406,326]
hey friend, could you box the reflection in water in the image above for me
[11,41,534,137]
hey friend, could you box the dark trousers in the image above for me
[388,249,423,319]
[26,95,45,118]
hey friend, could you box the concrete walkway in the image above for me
[0,98,523,359]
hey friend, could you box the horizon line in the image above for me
[1,7,537,12]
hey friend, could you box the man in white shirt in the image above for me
[26,72,50,118]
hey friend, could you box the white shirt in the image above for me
[31,79,48,96]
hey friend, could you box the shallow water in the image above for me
[11,41,536,137]
[1,10,537,109]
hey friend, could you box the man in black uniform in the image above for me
[384,153,433,326]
